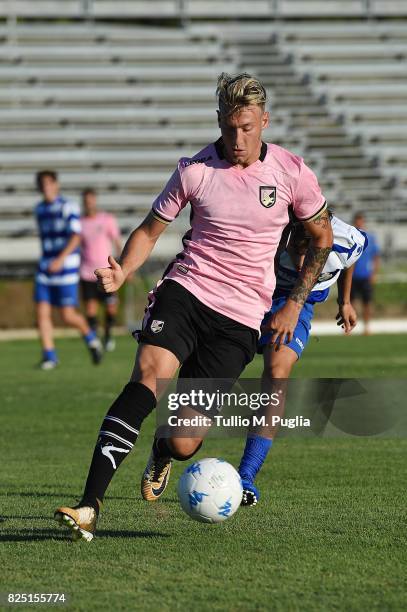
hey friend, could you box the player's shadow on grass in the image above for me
[11,492,141,502]
[0,529,68,542]
[14,491,79,499]
[0,528,170,542]
[97,530,170,539]
[0,514,50,521]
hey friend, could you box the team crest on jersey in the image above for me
[151,320,164,334]
[259,186,277,208]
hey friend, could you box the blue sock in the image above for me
[83,330,97,345]
[43,348,58,362]
[238,435,273,483]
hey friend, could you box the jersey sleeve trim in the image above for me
[300,201,327,223]
[151,209,172,225]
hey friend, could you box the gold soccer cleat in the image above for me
[54,504,99,542]
[141,451,172,501]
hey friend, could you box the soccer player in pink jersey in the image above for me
[55,73,332,541]
[80,188,122,351]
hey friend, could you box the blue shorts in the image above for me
[34,281,79,307]
[258,296,314,359]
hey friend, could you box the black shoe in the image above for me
[240,479,260,507]
[88,338,103,365]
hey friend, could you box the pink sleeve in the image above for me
[151,163,188,224]
[107,214,120,240]
[292,161,326,221]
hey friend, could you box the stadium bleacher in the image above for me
[0,1,406,272]
[274,20,407,223]
[2,0,407,19]
[0,20,237,267]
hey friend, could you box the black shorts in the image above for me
[351,278,373,305]
[80,280,117,305]
[137,280,258,379]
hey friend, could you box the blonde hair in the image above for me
[216,72,267,116]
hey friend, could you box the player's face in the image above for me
[218,105,269,168]
[354,216,365,230]
[39,176,59,203]
[84,193,97,216]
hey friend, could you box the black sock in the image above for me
[87,315,98,332]
[80,382,156,512]
[153,437,172,459]
[105,313,115,341]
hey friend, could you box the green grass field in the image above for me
[1,335,406,611]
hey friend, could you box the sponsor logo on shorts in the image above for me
[177,264,188,275]
[259,186,277,208]
[295,337,304,350]
[318,271,336,282]
[151,319,165,334]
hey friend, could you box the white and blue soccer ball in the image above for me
[177,458,243,523]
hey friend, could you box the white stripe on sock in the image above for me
[104,415,139,435]
[100,430,134,449]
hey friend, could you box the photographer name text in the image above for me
[167,415,311,429]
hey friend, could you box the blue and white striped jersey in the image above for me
[274,215,367,304]
[35,195,81,286]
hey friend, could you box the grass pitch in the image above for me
[1,334,406,611]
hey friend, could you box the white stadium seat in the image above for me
[372,1,407,16]
[0,44,225,63]
[277,0,367,17]
[0,65,236,82]
[92,1,180,18]
[0,1,83,17]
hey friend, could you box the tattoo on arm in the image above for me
[289,209,332,305]
[311,209,330,230]
[289,245,331,306]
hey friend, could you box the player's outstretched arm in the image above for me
[289,209,333,306]
[47,233,81,273]
[336,264,357,334]
[266,209,333,347]
[95,212,167,293]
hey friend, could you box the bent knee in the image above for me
[270,365,292,379]
[61,310,75,324]
[168,438,202,461]
[263,361,293,381]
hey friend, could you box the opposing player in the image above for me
[34,170,103,369]
[238,211,367,506]
[351,212,380,335]
[55,73,332,541]
[80,188,122,351]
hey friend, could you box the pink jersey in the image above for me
[80,211,120,281]
[152,140,326,330]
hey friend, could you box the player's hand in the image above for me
[95,255,125,293]
[336,303,357,334]
[261,300,301,350]
[47,257,64,273]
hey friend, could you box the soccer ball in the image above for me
[177,458,243,523]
